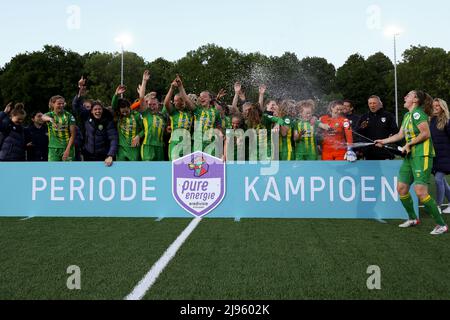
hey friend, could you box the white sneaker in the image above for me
[442,206,450,214]
[399,219,420,228]
[430,225,449,235]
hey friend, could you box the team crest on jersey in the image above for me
[415,170,422,178]
[343,122,350,128]
[381,117,386,123]
[413,113,421,120]
[172,152,226,217]
[284,119,291,125]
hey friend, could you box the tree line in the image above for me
[0,44,449,120]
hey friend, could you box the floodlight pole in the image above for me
[393,34,399,126]
[120,44,124,98]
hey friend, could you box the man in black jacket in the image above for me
[356,95,399,160]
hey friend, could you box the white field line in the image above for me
[125,217,202,300]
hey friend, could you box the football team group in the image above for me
[1,70,449,234]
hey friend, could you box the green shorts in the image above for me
[295,153,318,161]
[141,145,165,161]
[398,156,433,186]
[48,147,75,162]
[117,146,141,161]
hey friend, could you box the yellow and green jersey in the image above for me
[221,116,232,131]
[193,105,222,135]
[118,111,144,147]
[45,111,76,149]
[401,107,435,158]
[163,107,193,143]
[279,117,294,160]
[225,129,241,161]
[244,123,267,161]
[294,120,318,157]
[265,115,294,160]
[258,114,283,159]
[261,114,277,141]
[141,111,166,147]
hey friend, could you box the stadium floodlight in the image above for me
[115,33,133,88]
[384,26,404,38]
[384,26,404,126]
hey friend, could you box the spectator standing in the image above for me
[430,98,450,214]
[25,111,48,161]
[0,103,28,161]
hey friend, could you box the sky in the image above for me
[1,0,449,69]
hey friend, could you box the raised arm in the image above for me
[0,103,12,131]
[72,76,87,114]
[176,75,195,110]
[258,84,266,112]
[72,76,91,122]
[77,76,87,99]
[136,70,150,113]
[238,86,246,104]
[231,82,242,115]
[216,89,227,103]
[112,85,127,111]
[164,79,179,114]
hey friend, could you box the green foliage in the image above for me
[0,44,449,119]
[366,52,394,110]
[336,52,397,113]
[147,58,175,98]
[173,44,254,102]
[337,54,374,111]
[300,57,337,95]
[397,46,450,101]
[83,51,147,104]
[0,45,84,113]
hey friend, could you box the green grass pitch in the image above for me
[1,216,449,300]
